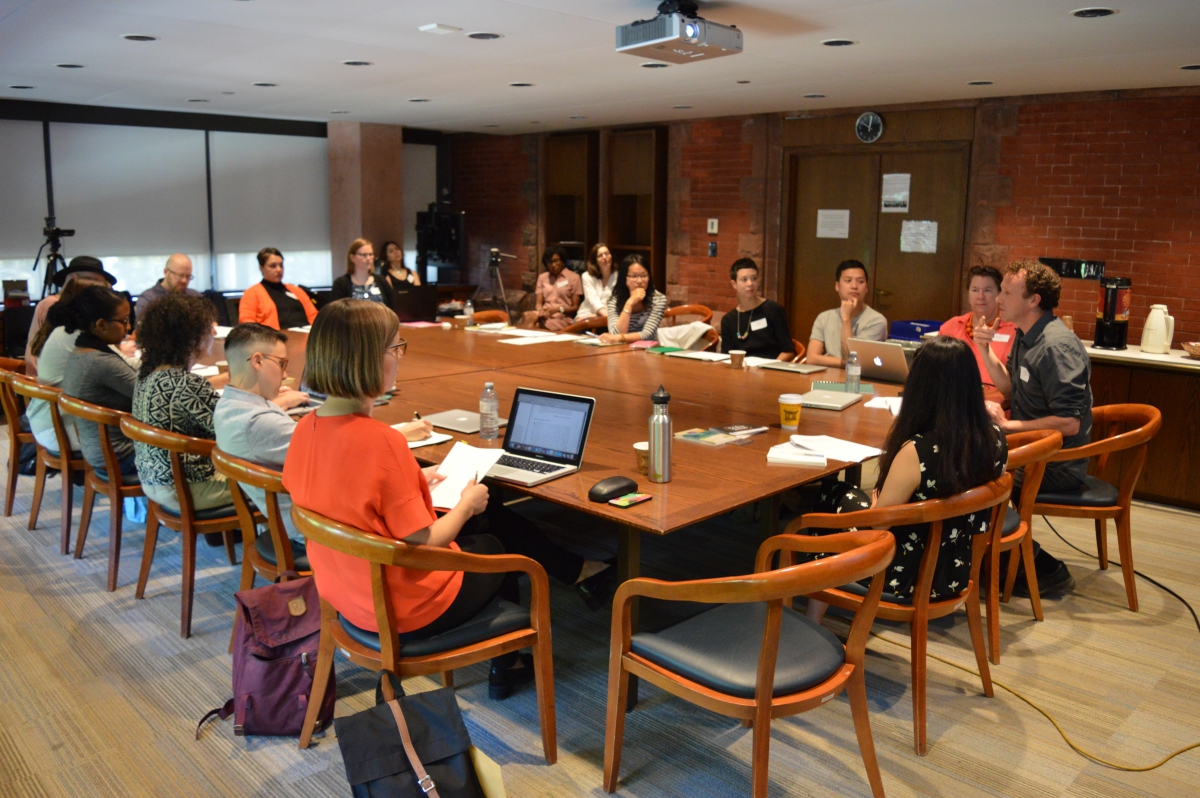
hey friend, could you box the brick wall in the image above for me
[991,96,1200,344]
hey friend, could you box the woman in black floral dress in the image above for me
[807,336,1008,617]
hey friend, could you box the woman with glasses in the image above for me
[331,238,394,307]
[600,254,667,343]
[284,298,614,700]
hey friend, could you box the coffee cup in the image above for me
[728,349,746,369]
[452,315,470,330]
[215,360,229,375]
[778,393,803,430]
[633,441,650,475]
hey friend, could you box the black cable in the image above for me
[1042,515,1200,634]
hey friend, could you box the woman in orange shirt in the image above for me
[283,298,612,699]
[238,247,318,330]
[938,265,1017,402]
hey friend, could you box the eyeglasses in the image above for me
[387,339,408,359]
[354,252,375,259]
[107,316,131,327]
[627,273,650,282]
[165,269,193,282]
[249,353,289,372]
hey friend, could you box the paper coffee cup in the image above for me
[728,349,746,368]
[778,393,803,430]
[633,441,650,475]
[216,360,229,375]
[453,314,470,329]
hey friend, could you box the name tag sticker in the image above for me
[750,317,768,332]
[285,291,298,300]
[1019,365,1030,382]
[369,285,380,295]
[556,280,569,288]
[993,333,1011,343]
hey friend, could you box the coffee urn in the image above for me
[1093,276,1132,350]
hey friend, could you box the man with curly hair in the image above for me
[974,259,1093,595]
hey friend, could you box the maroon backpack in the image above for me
[197,575,335,738]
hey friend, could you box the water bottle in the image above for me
[845,351,862,394]
[479,382,499,440]
[464,299,475,321]
[647,385,672,483]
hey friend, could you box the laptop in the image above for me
[800,389,863,411]
[424,409,508,434]
[486,387,596,487]
[847,338,910,384]
[759,361,827,375]
[391,284,439,322]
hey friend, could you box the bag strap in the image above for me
[385,699,441,798]
[195,699,235,740]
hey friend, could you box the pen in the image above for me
[413,411,422,420]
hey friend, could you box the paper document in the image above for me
[789,435,882,463]
[287,326,312,333]
[428,442,506,509]
[191,364,220,377]
[816,209,850,239]
[213,325,233,339]
[664,350,730,362]
[742,356,780,368]
[881,173,911,213]
[767,443,828,467]
[574,337,624,347]
[392,427,454,450]
[864,397,903,416]
[497,329,556,338]
[498,334,580,345]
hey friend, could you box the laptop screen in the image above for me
[503,388,595,465]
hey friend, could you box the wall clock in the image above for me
[855,111,883,143]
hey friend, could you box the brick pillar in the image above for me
[328,122,404,284]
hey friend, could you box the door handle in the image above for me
[875,288,893,298]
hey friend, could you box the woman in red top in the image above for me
[938,265,1017,402]
[284,298,611,699]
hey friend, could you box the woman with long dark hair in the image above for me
[807,336,1007,617]
[600,254,667,343]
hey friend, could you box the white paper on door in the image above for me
[900,220,938,253]
[881,173,910,213]
[816,209,850,239]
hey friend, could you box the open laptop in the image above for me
[759,361,827,375]
[391,284,439,322]
[486,387,596,487]
[847,338,910,384]
[800,389,862,411]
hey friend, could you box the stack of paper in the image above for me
[664,350,730,362]
[864,397,903,416]
[467,323,512,333]
[428,442,505,509]
[788,435,882,463]
[743,356,779,368]
[287,326,312,333]
[574,337,626,347]
[767,442,828,467]
[497,329,555,338]
[498,333,580,346]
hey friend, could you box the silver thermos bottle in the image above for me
[648,385,672,483]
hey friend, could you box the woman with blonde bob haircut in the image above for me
[330,238,393,307]
[284,299,613,700]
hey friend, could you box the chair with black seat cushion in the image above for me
[981,430,1063,663]
[11,378,86,555]
[0,361,32,518]
[1033,404,1161,612]
[56,396,146,592]
[119,417,248,638]
[603,529,894,798]
[290,503,557,762]
[790,474,1011,755]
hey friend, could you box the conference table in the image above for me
[208,324,902,704]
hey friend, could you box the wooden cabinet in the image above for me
[543,133,598,266]
[605,128,668,289]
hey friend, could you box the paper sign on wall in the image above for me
[900,220,938,253]
[816,209,850,239]
[881,173,910,213]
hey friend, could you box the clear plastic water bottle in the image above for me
[845,351,862,394]
[479,381,499,440]
[463,299,475,321]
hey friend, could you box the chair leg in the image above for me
[28,455,47,530]
[986,542,1001,665]
[1001,546,1021,603]
[965,584,994,700]
[135,512,160,599]
[1020,535,1044,622]
[105,492,124,592]
[1095,518,1108,570]
[533,639,557,764]
[181,528,197,638]
[750,701,773,798]
[846,671,886,798]
[222,530,238,566]
[440,671,454,688]
[59,466,75,555]
[5,441,19,517]
[299,607,338,749]
[74,480,96,559]
[909,617,928,756]
[1116,510,1138,612]
[602,661,631,792]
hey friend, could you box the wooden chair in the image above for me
[984,430,1062,663]
[791,474,1012,755]
[56,396,146,592]
[698,328,719,352]
[791,339,807,362]
[1032,404,1162,612]
[10,378,86,555]
[0,361,32,518]
[290,503,557,762]
[663,303,714,326]
[603,530,894,798]
[472,310,510,325]
[119,417,245,638]
[560,315,609,334]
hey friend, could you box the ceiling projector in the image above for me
[616,1,743,64]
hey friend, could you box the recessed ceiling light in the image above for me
[221,91,235,95]
[570,115,587,119]
[55,63,84,69]
[342,60,372,66]
[1182,64,1200,70]
[737,80,750,84]
[330,110,350,114]
[9,85,35,90]
[803,93,826,99]
[673,105,692,109]
[821,39,856,47]
[419,23,462,34]
[483,124,500,128]
[467,32,503,40]
[967,80,994,86]
[1071,7,1117,18]
[530,121,541,124]
[642,62,669,68]
[186,98,209,103]
[122,34,159,42]
[408,98,431,103]
[509,82,534,87]
[252,82,277,87]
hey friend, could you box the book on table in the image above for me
[710,423,769,437]
[766,443,828,467]
[675,428,739,446]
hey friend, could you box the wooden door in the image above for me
[871,147,970,322]
[787,153,880,340]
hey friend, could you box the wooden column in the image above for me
[328,122,404,284]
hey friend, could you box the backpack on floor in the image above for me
[196,575,335,739]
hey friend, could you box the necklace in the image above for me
[736,307,756,340]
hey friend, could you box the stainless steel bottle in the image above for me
[647,385,672,483]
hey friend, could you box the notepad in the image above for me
[864,397,902,416]
[767,443,828,467]
[498,333,580,345]
[742,356,780,368]
[573,337,626,347]
[468,322,510,332]
[664,350,730,362]
[390,427,454,450]
[428,442,505,509]
[287,326,312,333]
[788,435,882,463]
[496,329,556,338]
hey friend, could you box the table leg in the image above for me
[845,464,863,487]
[760,494,780,539]
[617,524,641,711]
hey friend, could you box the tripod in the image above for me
[474,248,515,318]
[36,216,74,299]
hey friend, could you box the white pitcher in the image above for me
[1140,304,1175,354]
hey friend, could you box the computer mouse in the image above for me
[588,476,638,503]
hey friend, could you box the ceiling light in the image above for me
[55,63,84,69]
[186,98,209,103]
[967,80,994,86]
[641,62,669,69]
[530,121,541,124]
[330,110,350,114]
[673,105,692,109]
[821,39,856,47]
[1071,7,1117,18]
[509,82,534,87]
[252,82,277,87]
[570,115,587,119]
[408,98,431,103]
[419,23,461,34]
[468,32,503,40]
[483,124,499,128]
[221,91,235,95]
[342,60,372,66]
[9,85,35,90]
[803,93,826,99]
[737,80,750,84]
[122,34,159,42]
[1182,64,1200,71]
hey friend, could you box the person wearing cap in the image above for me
[25,256,117,377]
[135,254,202,314]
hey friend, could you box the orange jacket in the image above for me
[238,282,318,330]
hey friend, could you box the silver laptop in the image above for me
[759,361,827,375]
[425,409,508,434]
[847,338,910,384]
[800,389,863,411]
[486,388,596,487]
